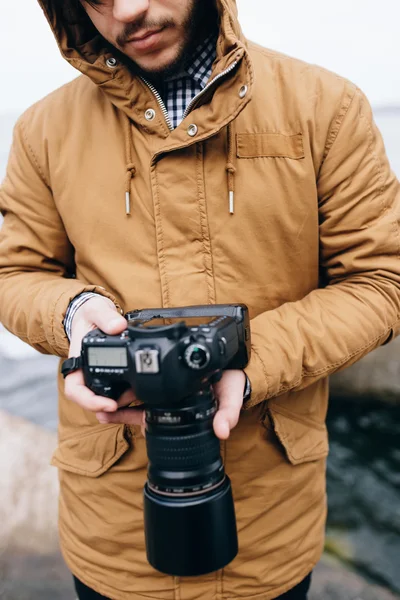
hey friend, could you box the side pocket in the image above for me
[264,405,329,466]
[51,424,130,477]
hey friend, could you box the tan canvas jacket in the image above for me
[0,1,399,598]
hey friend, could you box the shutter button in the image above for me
[145,109,156,121]
[187,124,198,137]
[239,85,248,98]
[106,57,118,68]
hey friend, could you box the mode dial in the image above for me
[184,344,211,370]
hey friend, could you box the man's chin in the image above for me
[134,54,184,79]
[122,41,186,80]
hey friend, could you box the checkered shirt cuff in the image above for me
[63,292,100,341]
[243,375,252,402]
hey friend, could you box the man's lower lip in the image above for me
[127,30,165,52]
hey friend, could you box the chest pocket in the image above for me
[236,132,305,160]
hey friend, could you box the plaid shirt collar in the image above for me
[162,32,218,128]
[186,32,217,87]
[164,32,217,86]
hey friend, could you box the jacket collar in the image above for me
[37,0,253,138]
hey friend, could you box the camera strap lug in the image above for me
[61,356,84,378]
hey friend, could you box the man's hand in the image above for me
[64,296,144,429]
[96,368,246,440]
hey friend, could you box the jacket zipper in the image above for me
[140,59,239,132]
[140,77,174,131]
[181,60,239,120]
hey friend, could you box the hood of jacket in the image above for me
[37,0,246,92]
[37,0,254,214]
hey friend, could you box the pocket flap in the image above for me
[51,424,130,477]
[236,132,305,159]
[268,407,329,465]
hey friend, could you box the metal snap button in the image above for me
[106,57,118,68]
[239,85,248,99]
[187,124,198,137]
[145,109,156,121]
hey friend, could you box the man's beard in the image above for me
[116,0,218,81]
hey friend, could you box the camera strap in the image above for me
[61,356,84,379]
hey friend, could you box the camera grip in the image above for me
[88,378,130,401]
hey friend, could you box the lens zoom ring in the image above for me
[147,431,220,468]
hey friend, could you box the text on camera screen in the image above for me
[88,347,128,367]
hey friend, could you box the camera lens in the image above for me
[184,344,210,370]
[144,389,238,577]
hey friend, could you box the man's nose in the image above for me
[113,0,150,23]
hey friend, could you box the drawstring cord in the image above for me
[226,122,236,215]
[123,115,236,216]
[123,115,136,216]
[125,163,136,216]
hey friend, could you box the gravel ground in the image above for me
[1,548,399,600]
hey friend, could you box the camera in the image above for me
[75,304,250,576]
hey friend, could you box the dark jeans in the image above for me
[74,572,312,599]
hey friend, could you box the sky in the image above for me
[0,0,399,113]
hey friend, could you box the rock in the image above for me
[0,411,59,554]
[0,549,74,600]
[0,343,59,430]
[0,411,74,598]
[310,555,400,600]
[325,399,400,593]
[330,337,400,404]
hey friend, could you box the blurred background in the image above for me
[0,1,399,599]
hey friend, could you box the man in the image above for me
[0,0,399,599]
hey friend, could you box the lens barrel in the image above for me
[143,389,238,576]
[144,476,238,576]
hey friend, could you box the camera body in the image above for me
[82,304,250,405]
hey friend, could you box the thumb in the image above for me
[92,306,127,335]
[69,297,128,358]
[213,410,231,440]
[77,297,127,335]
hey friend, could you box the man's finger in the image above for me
[141,410,146,437]
[213,402,242,439]
[213,370,245,440]
[97,407,145,426]
[64,370,118,413]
